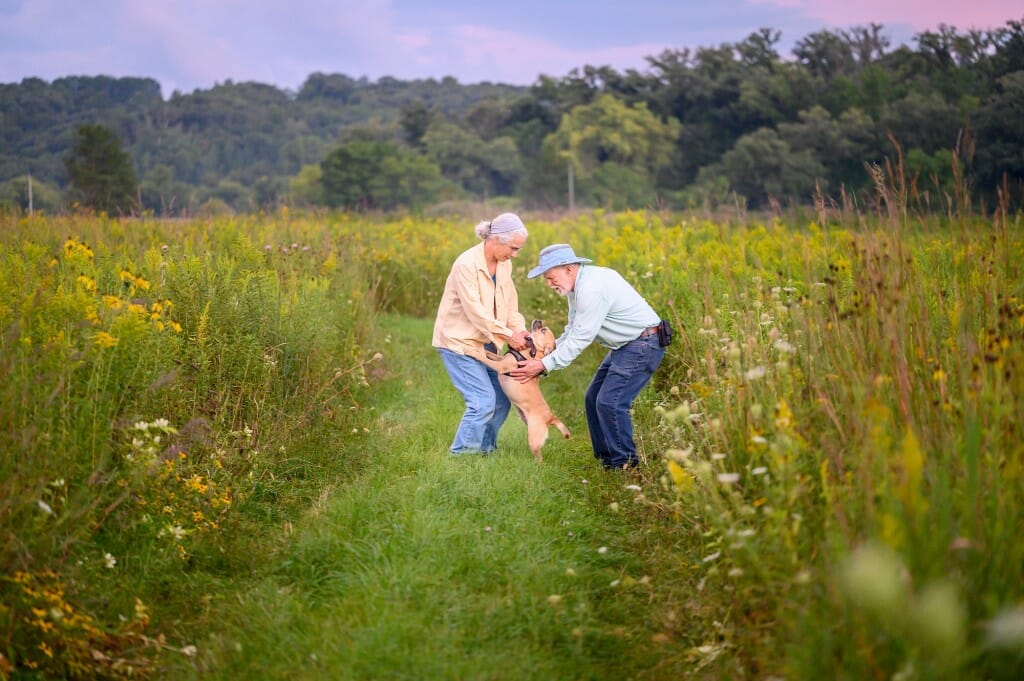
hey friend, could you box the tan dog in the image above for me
[468,319,570,462]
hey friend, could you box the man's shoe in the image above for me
[603,458,639,470]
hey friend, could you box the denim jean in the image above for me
[438,348,511,454]
[584,334,665,469]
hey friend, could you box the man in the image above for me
[510,244,667,469]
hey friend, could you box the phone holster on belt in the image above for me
[656,319,673,347]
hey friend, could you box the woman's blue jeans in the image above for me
[438,348,511,454]
[584,334,665,469]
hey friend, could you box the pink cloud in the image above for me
[752,0,1022,31]
[440,24,662,83]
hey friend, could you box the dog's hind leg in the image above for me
[525,415,549,463]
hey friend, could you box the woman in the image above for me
[432,213,530,455]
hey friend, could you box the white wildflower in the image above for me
[773,339,796,354]
[745,365,768,381]
[104,553,117,569]
[717,473,740,484]
[986,606,1024,649]
[160,525,186,540]
[37,500,53,515]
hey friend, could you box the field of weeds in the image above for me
[2,208,1022,679]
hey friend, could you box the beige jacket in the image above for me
[432,241,526,355]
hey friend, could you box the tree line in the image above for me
[2,18,1023,215]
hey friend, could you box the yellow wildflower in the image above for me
[76,274,97,293]
[94,332,119,348]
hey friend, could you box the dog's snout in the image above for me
[525,335,537,358]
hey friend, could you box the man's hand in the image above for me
[510,358,545,383]
[508,330,531,352]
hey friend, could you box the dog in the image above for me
[467,319,570,462]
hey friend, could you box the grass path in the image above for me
[175,315,700,680]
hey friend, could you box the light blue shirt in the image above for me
[542,265,660,372]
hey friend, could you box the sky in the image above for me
[1,0,1021,97]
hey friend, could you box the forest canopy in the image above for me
[2,18,1023,214]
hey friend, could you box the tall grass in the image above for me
[1,211,382,677]
[2,205,1022,679]
[572,213,1024,677]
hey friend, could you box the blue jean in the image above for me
[438,348,511,454]
[584,334,665,469]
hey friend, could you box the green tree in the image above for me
[139,164,194,215]
[287,163,324,206]
[541,94,680,209]
[64,123,138,214]
[321,140,451,210]
[543,94,680,182]
[719,127,821,206]
[1,175,62,212]
[422,120,522,197]
[399,99,433,149]
[973,69,1024,200]
[778,105,880,194]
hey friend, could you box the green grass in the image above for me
[7,212,1023,679]
[162,315,701,680]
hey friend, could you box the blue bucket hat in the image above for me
[527,243,592,279]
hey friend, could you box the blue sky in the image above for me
[1,0,1021,97]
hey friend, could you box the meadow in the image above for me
[1,204,1022,679]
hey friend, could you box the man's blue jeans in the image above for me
[438,348,511,454]
[584,334,665,469]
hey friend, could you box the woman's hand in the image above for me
[508,330,531,351]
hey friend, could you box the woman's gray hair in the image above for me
[474,212,528,243]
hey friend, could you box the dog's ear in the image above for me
[531,319,544,332]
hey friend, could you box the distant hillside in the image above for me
[0,73,526,190]
[4,20,1022,214]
